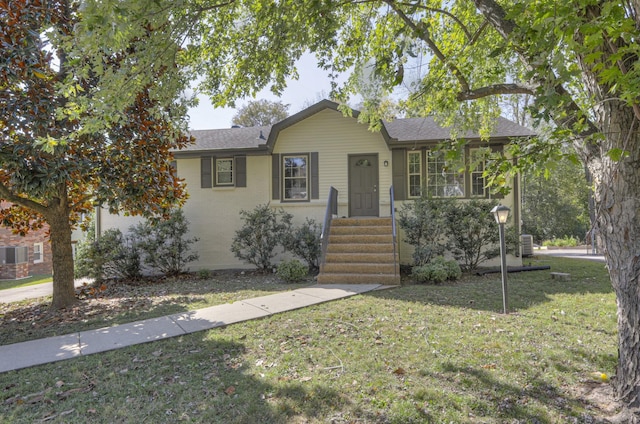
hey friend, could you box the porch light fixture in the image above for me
[491,204,510,314]
[383,160,389,167]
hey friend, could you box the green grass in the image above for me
[0,275,52,291]
[0,257,619,423]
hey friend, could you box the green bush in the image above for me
[74,228,142,280]
[131,209,200,276]
[543,235,580,247]
[277,259,308,283]
[398,197,451,266]
[411,256,461,284]
[283,218,321,271]
[196,269,212,279]
[399,197,517,271]
[231,204,293,270]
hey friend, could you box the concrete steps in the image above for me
[318,217,400,285]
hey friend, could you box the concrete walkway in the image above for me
[0,284,384,374]
[534,247,605,262]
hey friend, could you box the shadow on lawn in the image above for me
[424,361,615,422]
[1,336,348,424]
[372,257,613,314]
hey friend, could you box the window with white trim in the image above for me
[33,242,43,264]
[470,147,490,197]
[215,158,233,186]
[408,151,422,198]
[283,155,308,200]
[426,150,465,197]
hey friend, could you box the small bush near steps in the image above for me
[411,256,461,284]
[277,259,308,283]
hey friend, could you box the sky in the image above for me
[186,53,342,130]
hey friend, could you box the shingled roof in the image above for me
[179,100,535,154]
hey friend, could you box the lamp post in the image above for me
[491,204,511,314]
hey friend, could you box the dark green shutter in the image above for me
[201,156,212,188]
[392,149,406,200]
[272,154,280,200]
[235,156,246,187]
[310,152,319,199]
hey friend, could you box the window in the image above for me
[0,246,28,264]
[283,155,308,200]
[426,150,465,197]
[215,158,233,186]
[33,242,44,263]
[470,147,490,197]
[408,151,422,198]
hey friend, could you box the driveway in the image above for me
[534,247,605,263]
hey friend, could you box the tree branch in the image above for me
[0,183,49,216]
[383,0,471,93]
[393,2,473,40]
[471,0,601,142]
[456,83,535,101]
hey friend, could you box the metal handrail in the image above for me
[390,185,398,277]
[320,187,338,273]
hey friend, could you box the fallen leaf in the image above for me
[225,386,236,395]
[393,367,406,375]
[55,381,64,388]
[481,363,496,369]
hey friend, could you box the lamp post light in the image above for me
[491,204,511,314]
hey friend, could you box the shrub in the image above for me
[283,218,322,271]
[131,209,199,276]
[196,269,212,279]
[443,199,502,271]
[231,204,293,270]
[277,259,308,283]
[542,235,580,247]
[74,228,142,280]
[411,256,461,284]
[398,197,451,266]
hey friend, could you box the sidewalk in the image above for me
[0,284,385,374]
[534,247,605,262]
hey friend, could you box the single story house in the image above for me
[99,100,535,284]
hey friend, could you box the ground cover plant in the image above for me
[0,257,620,422]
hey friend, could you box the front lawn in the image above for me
[0,257,620,423]
[0,275,52,291]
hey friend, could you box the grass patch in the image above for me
[0,275,52,291]
[0,257,620,423]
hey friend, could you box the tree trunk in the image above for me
[48,204,77,310]
[586,102,640,417]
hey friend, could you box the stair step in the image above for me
[317,273,400,285]
[327,243,395,254]
[332,217,393,227]
[325,252,397,263]
[329,234,393,244]
[330,225,392,235]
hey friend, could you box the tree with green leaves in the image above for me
[0,0,191,309]
[231,99,289,127]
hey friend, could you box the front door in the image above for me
[349,154,379,217]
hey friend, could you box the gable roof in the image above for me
[177,100,535,155]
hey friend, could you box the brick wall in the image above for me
[0,225,52,279]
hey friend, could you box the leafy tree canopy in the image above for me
[231,99,289,127]
[0,0,193,309]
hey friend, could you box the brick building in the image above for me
[0,203,53,280]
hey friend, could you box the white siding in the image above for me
[178,155,272,270]
[273,108,393,218]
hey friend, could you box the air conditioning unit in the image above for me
[521,234,534,257]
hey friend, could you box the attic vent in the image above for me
[231,125,241,128]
